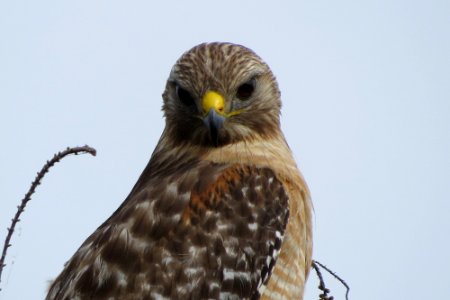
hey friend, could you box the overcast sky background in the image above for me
[0,1,449,299]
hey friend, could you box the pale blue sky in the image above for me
[0,1,449,299]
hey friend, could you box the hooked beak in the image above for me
[203,109,225,146]
[202,91,226,147]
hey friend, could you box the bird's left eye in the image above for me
[236,78,256,101]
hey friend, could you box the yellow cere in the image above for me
[202,91,225,114]
[201,91,243,117]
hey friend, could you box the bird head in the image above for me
[162,42,282,148]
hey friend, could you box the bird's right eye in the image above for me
[176,85,195,107]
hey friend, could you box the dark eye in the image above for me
[236,78,256,101]
[176,85,195,106]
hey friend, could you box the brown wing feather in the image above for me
[46,163,289,300]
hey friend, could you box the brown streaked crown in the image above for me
[162,42,283,147]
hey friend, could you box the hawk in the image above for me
[47,42,313,300]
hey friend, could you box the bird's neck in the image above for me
[148,131,307,191]
[203,135,304,186]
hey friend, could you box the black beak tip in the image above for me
[210,127,220,147]
[203,109,225,147]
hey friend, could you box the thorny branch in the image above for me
[0,145,96,289]
[312,260,350,300]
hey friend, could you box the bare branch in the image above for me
[0,145,96,289]
[312,260,334,300]
[312,260,350,300]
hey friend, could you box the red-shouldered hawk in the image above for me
[46,42,313,300]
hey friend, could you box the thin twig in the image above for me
[312,260,334,300]
[313,260,350,300]
[0,145,96,289]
